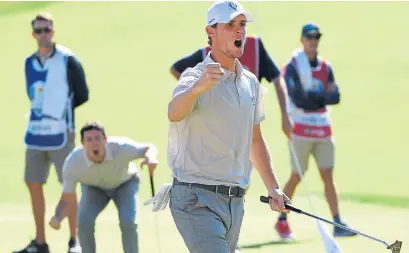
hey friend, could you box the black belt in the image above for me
[173,178,246,198]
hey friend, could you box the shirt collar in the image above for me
[203,51,244,82]
[84,143,114,167]
[35,43,57,60]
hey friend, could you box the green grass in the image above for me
[1,2,408,253]
[2,198,409,253]
[0,2,55,15]
[338,193,409,208]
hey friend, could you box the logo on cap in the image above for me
[228,1,238,11]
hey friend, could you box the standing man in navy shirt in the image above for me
[170,35,293,139]
[275,23,357,239]
[15,12,89,253]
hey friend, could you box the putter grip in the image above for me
[259,196,302,213]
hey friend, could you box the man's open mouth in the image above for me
[234,39,242,48]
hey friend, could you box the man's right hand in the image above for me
[268,188,291,213]
[281,113,294,140]
[193,63,224,94]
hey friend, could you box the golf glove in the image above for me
[143,183,172,212]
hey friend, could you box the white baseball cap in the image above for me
[207,0,254,26]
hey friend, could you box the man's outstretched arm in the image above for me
[250,124,290,213]
[49,192,77,230]
[49,167,78,230]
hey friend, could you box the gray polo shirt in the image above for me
[62,137,148,193]
[168,53,265,189]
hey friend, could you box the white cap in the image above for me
[207,0,254,26]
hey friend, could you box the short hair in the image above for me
[207,24,217,47]
[80,121,106,141]
[31,12,54,27]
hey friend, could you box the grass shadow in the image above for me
[0,2,58,16]
[239,238,306,249]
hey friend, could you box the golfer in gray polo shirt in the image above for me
[48,121,158,253]
[167,1,291,252]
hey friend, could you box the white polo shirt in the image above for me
[168,53,265,189]
[62,137,148,192]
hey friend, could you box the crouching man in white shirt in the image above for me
[48,121,158,253]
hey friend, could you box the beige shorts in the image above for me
[289,137,335,175]
[25,132,76,184]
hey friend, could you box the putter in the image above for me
[260,196,402,253]
[149,174,163,253]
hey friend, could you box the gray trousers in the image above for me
[77,177,139,253]
[170,183,244,253]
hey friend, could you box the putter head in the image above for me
[387,240,402,253]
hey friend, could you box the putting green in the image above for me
[0,2,408,252]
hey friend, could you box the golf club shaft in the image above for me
[150,175,155,197]
[149,175,162,253]
[260,196,389,247]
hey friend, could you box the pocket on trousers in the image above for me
[170,185,199,212]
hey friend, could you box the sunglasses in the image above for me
[33,27,52,34]
[304,34,321,40]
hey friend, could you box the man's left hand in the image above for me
[268,188,291,213]
[325,83,338,92]
[141,158,158,176]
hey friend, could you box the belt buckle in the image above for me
[228,187,235,197]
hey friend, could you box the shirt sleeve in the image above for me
[254,78,265,125]
[62,158,78,193]
[172,49,204,74]
[24,56,32,99]
[67,56,89,108]
[284,63,305,107]
[284,63,326,110]
[172,72,199,97]
[171,69,202,109]
[121,139,149,160]
[258,38,281,83]
[327,63,335,83]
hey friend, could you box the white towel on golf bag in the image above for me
[143,183,172,212]
[292,48,313,90]
[40,47,71,120]
[316,220,343,253]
